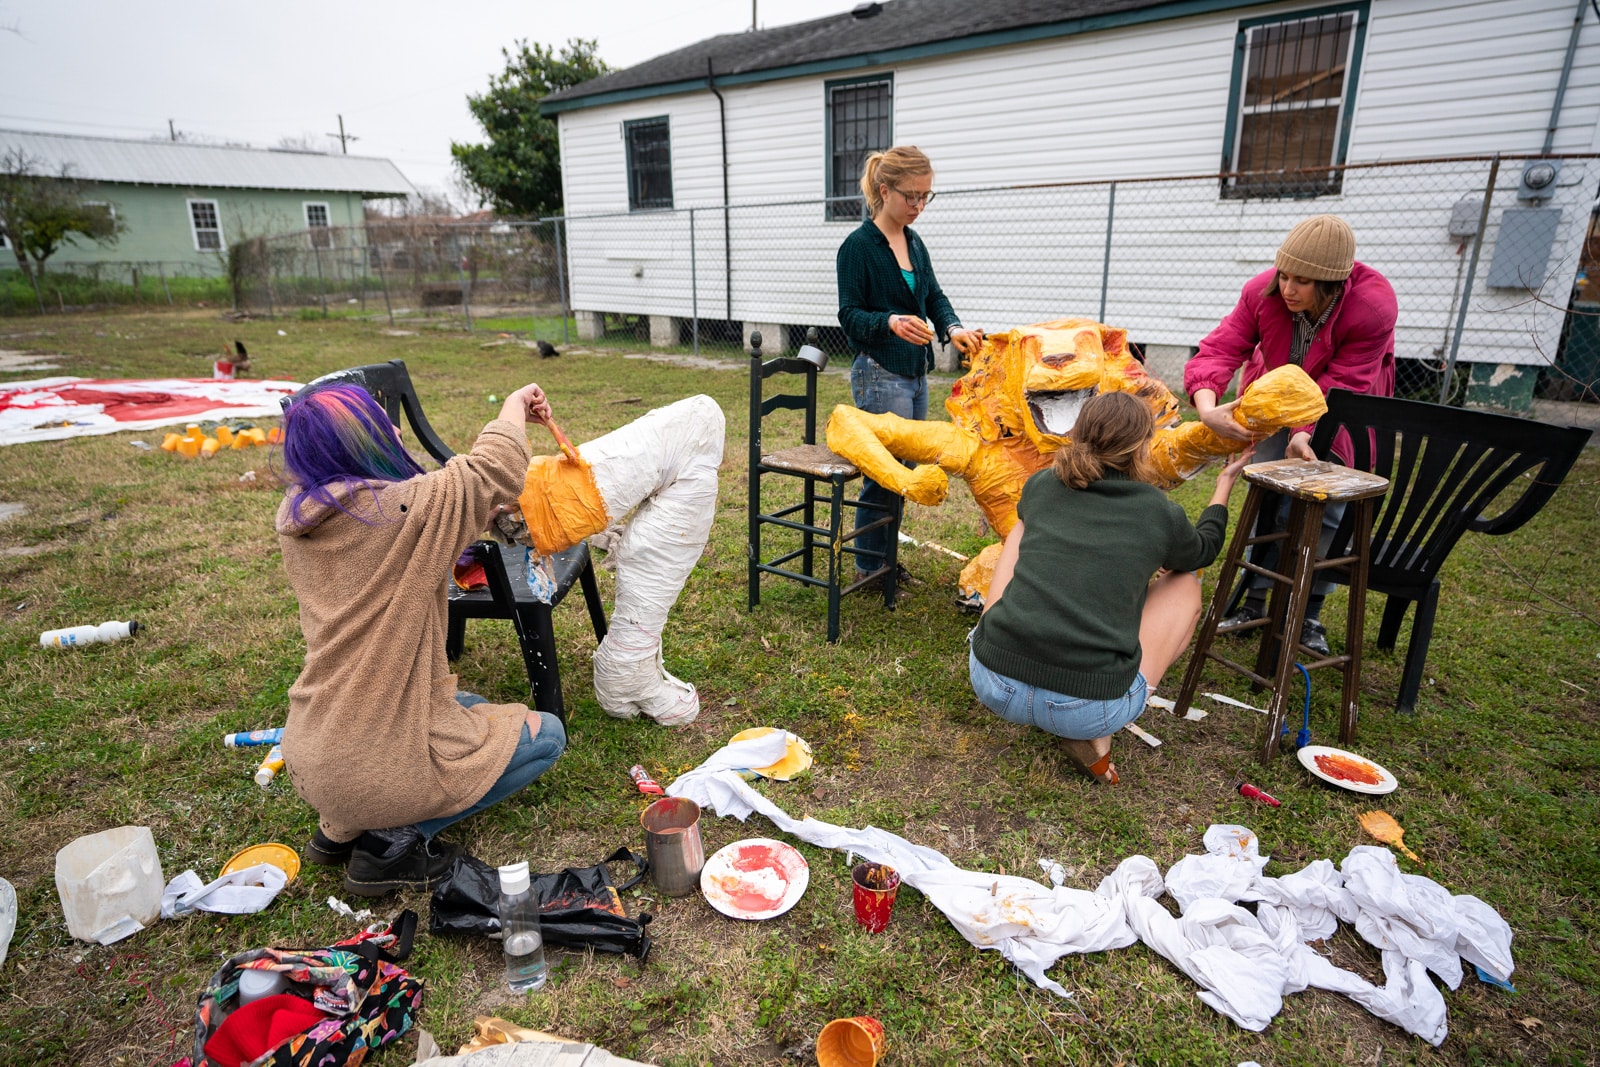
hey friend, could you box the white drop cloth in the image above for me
[668,736,1514,1046]
[0,376,300,445]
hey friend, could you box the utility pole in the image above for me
[168,119,177,142]
[325,114,358,154]
[751,0,757,30]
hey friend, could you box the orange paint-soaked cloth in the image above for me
[516,450,611,556]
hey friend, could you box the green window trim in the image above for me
[824,72,893,222]
[1220,0,1370,200]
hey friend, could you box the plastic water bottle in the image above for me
[497,861,547,993]
[40,620,140,648]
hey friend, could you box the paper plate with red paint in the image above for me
[700,838,809,920]
[1297,745,1398,795]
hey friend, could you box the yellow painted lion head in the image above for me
[946,318,1182,453]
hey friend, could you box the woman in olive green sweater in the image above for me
[969,392,1252,784]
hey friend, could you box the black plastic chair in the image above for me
[297,359,607,722]
[747,330,899,642]
[1303,389,1591,713]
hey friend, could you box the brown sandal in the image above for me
[1063,741,1118,785]
[1084,752,1119,785]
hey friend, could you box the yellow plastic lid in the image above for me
[221,842,301,882]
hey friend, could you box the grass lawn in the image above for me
[0,309,1595,1067]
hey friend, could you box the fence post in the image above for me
[354,235,366,313]
[1441,155,1500,404]
[1098,181,1117,323]
[690,207,700,357]
[311,236,329,317]
[265,242,278,320]
[372,239,394,327]
[458,234,473,332]
[157,262,173,306]
[553,216,570,345]
[534,223,547,342]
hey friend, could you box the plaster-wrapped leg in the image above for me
[584,395,724,725]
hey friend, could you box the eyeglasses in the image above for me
[891,187,936,207]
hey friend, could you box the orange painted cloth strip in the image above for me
[516,429,610,556]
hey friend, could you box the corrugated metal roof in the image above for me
[0,129,415,196]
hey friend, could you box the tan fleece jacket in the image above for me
[276,419,535,843]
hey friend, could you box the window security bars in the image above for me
[626,117,674,211]
[1226,9,1359,199]
[827,76,892,221]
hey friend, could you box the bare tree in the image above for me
[0,149,126,310]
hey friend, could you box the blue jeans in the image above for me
[969,649,1147,741]
[415,693,566,839]
[850,354,927,572]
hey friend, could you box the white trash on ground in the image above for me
[160,862,289,918]
[668,738,1513,1045]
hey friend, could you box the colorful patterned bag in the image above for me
[185,910,423,1067]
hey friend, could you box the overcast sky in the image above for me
[0,0,852,201]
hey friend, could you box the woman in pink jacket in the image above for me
[1182,215,1397,656]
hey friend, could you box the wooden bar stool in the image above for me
[1174,459,1390,762]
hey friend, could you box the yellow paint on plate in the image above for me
[730,728,814,781]
[221,842,301,882]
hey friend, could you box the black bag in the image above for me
[430,847,654,960]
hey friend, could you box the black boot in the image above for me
[303,829,357,867]
[1300,618,1332,658]
[343,825,462,897]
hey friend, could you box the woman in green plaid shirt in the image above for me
[836,146,983,584]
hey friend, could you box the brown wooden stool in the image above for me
[1173,459,1390,762]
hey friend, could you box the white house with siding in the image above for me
[542,0,1600,405]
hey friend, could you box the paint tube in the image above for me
[224,728,284,748]
[630,765,664,796]
[254,745,284,788]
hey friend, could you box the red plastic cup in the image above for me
[851,862,901,934]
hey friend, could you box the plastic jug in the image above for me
[0,877,15,968]
[55,826,164,945]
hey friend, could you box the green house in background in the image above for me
[0,129,414,278]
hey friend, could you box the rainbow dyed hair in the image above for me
[279,382,426,524]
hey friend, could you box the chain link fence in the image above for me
[0,259,230,314]
[40,154,1588,407]
[558,154,1600,406]
[229,218,574,344]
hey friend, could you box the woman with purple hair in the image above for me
[276,381,566,896]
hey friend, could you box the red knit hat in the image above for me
[203,993,327,1067]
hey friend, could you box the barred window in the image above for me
[826,75,892,221]
[304,202,331,248]
[188,199,222,250]
[625,117,673,211]
[1224,6,1364,199]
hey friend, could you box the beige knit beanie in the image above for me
[1275,215,1355,281]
